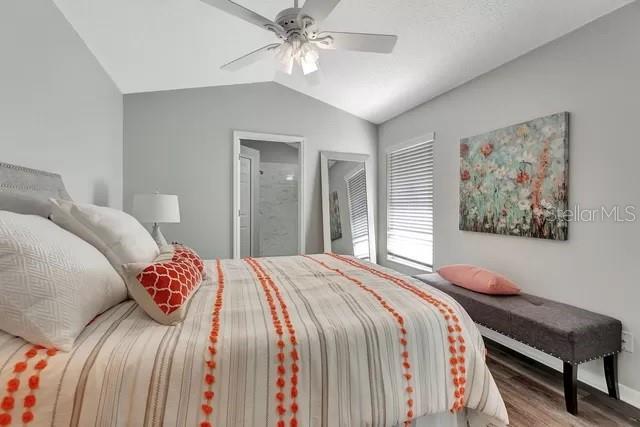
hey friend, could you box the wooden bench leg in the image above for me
[604,354,620,399]
[563,362,578,415]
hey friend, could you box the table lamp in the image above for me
[132,193,180,247]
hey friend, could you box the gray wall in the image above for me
[379,2,640,399]
[124,82,377,258]
[0,0,123,208]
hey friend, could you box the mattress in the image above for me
[0,254,507,426]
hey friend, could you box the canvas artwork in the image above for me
[459,112,569,240]
[329,190,343,241]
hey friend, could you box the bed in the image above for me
[0,163,508,427]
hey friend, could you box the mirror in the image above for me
[320,152,376,262]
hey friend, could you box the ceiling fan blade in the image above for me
[200,0,284,35]
[221,43,281,71]
[315,32,398,53]
[298,0,341,25]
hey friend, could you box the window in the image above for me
[346,167,370,260]
[386,136,434,270]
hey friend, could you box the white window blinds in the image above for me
[386,138,434,269]
[346,168,370,260]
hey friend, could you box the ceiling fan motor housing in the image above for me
[275,8,319,41]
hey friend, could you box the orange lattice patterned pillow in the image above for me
[173,244,205,276]
[123,244,203,325]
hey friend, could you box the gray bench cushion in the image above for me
[415,273,621,364]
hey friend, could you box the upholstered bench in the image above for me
[414,273,622,415]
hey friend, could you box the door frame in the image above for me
[233,130,305,259]
[239,145,260,257]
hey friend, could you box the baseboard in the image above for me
[478,325,640,410]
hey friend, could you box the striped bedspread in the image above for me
[0,254,508,427]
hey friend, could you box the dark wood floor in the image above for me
[485,339,640,426]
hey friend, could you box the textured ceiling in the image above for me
[53,0,631,123]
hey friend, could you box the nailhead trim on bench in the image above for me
[477,322,620,365]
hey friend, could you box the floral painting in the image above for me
[459,112,569,240]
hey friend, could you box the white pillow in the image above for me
[0,211,128,351]
[50,199,159,275]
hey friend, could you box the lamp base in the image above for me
[151,223,169,247]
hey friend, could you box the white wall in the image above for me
[0,0,123,208]
[124,82,377,258]
[379,2,640,403]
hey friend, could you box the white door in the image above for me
[239,146,260,257]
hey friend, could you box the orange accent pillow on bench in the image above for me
[437,264,520,295]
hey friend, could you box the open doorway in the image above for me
[233,131,304,259]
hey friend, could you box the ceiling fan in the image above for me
[200,0,398,75]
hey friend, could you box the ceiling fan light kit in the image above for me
[275,36,320,75]
[200,0,398,75]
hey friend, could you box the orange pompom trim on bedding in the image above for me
[0,413,11,426]
[1,344,57,425]
[13,363,26,374]
[1,397,13,412]
[244,257,300,427]
[200,259,226,427]
[5,379,19,394]
[21,412,34,424]
[327,253,468,413]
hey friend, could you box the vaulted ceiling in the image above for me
[53,0,631,123]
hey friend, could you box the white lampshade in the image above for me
[132,194,180,224]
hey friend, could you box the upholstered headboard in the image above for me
[0,162,72,216]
